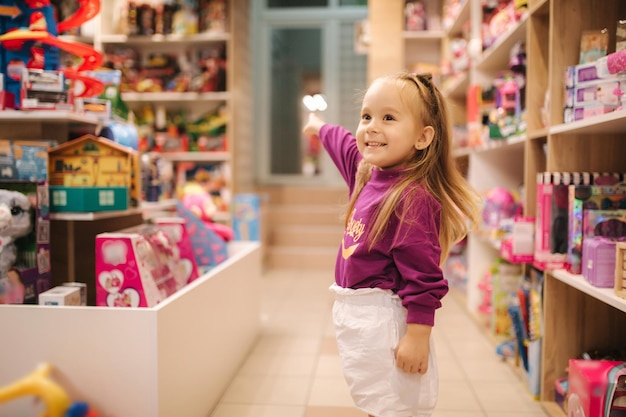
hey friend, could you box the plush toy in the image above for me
[180,182,233,242]
[0,190,32,303]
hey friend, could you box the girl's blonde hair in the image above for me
[345,71,481,264]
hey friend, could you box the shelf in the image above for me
[475,13,529,73]
[99,32,230,45]
[444,0,470,37]
[541,401,566,417]
[453,134,526,158]
[0,110,99,125]
[442,71,468,99]
[154,151,230,162]
[549,110,626,135]
[49,200,175,222]
[402,30,445,41]
[527,128,548,141]
[529,0,550,17]
[121,91,230,103]
[550,269,626,314]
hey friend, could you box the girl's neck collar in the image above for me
[370,166,407,181]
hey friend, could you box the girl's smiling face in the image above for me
[356,78,430,170]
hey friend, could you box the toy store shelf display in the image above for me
[0,240,262,417]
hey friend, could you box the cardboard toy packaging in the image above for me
[568,183,626,274]
[95,223,195,307]
[568,359,626,417]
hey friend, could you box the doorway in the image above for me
[252,1,368,186]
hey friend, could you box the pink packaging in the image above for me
[500,216,535,264]
[581,236,619,287]
[153,217,200,286]
[95,224,193,307]
[533,172,574,270]
[568,360,626,417]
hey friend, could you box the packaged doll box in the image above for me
[568,359,626,417]
[95,221,199,308]
[567,183,626,274]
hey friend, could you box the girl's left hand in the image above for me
[394,323,432,374]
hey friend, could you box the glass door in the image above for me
[252,2,367,186]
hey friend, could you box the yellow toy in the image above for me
[0,363,98,417]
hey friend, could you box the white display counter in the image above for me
[0,241,262,417]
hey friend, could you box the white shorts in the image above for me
[330,283,438,417]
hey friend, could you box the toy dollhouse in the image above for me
[48,134,138,212]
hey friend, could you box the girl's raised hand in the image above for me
[302,112,326,137]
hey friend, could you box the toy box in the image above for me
[48,134,138,212]
[500,215,535,264]
[232,193,261,241]
[95,223,195,307]
[38,285,81,306]
[564,104,620,124]
[20,68,72,111]
[565,80,623,108]
[175,201,228,272]
[581,236,621,287]
[568,183,626,274]
[534,172,580,270]
[152,217,200,286]
[0,140,55,181]
[568,359,626,417]
[566,62,602,88]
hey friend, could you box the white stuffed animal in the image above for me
[0,189,32,281]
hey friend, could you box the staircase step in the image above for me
[271,225,343,247]
[258,185,348,206]
[266,246,337,270]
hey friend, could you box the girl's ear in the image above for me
[415,126,435,150]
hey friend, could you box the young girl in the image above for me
[302,71,481,417]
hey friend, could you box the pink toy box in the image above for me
[152,217,200,284]
[534,172,578,271]
[568,359,626,417]
[95,223,197,307]
[500,216,535,264]
[568,182,626,274]
[175,201,228,272]
[581,236,621,288]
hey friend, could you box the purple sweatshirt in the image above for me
[320,124,448,326]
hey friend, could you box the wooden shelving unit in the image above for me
[370,0,626,413]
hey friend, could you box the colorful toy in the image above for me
[180,181,233,242]
[0,362,99,417]
[95,224,189,307]
[0,0,104,108]
[48,134,138,212]
[0,189,31,303]
[175,201,228,271]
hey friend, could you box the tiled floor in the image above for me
[210,269,550,417]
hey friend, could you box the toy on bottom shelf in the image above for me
[0,363,99,417]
